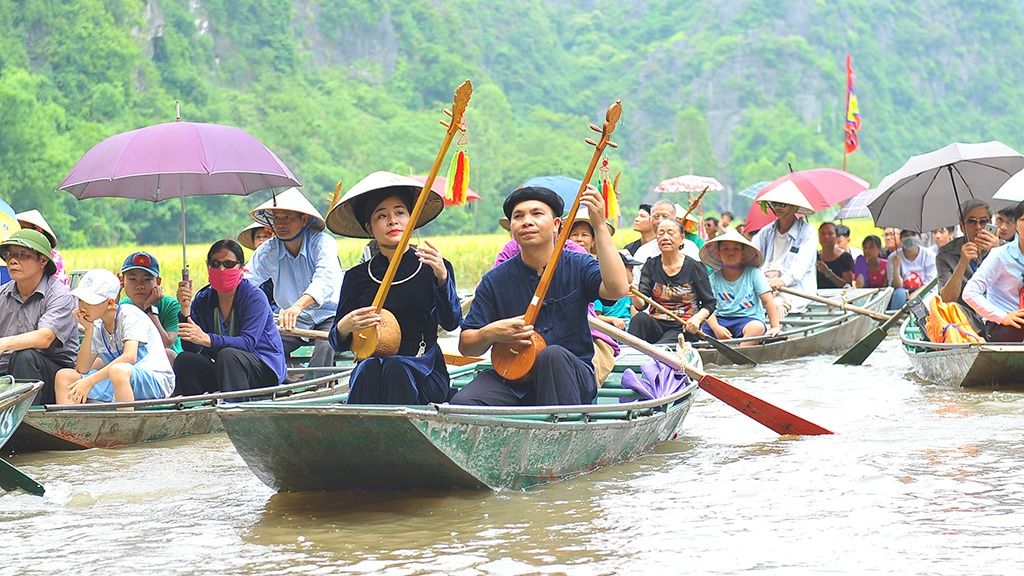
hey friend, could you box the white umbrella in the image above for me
[993,168,1024,202]
[868,141,1024,232]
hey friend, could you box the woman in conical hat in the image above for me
[326,171,462,405]
[567,205,615,255]
[237,222,274,251]
[16,209,69,287]
[698,228,781,345]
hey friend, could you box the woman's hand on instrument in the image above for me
[338,306,381,336]
[1000,309,1024,328]
[416,239,448,284]
[178,317,211,347]
[487,316,535,347]
[176,280,193,316]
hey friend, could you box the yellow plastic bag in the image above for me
[924,296,985,344]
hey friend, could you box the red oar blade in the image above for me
[698,374,833,436]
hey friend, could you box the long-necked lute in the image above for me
[350,80,473,361]
[491,100,622,381]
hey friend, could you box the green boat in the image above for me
[218,351,702,492]
[901,316,1024,388]
[4,369,351,453]
[0,378,45,495]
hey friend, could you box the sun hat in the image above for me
[121,251,160,277]
[503,187,565,219]
[250,187,327,232]
[0,229,56,275]
[756,180,815,215]
[568,205,615,236]
[327,171,443,238]
[16,210,58,248]
[237,222,274,250]
[699,228,765,271]
[71,269,121,305]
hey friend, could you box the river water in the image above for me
[3,336,1023,575]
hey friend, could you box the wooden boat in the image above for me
[693,287,893,365]
[900,316,1024,388]
[3,368,351,454]
[0,378,42,450]
[217,350,702,492]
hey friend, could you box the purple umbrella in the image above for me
[58,118,300,279]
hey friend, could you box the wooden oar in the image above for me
[0,458,45,496]
[628,286,757,366]
[589,317,833,435]
[834,278,938,366]
[777,287,891,322]
[280,327,484,366]
[351,80,473,361]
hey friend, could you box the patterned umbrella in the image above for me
[654,174,723,194]
[737,181,770,199]
[835,187,882,220]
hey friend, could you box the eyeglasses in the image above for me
[208,260,240,270]
[964,217,991,226]
[1,249,37,261]
[768,202,790,210]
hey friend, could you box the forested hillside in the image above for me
[3,0,1024,246]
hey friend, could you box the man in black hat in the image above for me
[0,229,79,404]
[452,186,629,406]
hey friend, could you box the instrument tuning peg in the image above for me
[584,137,597,146]
[444,109,454,118]
[589,124,601,133]
[440,120,451,128]
[607,141,618,148]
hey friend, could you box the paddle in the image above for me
[589,317,833,435]
[279,327,484,366]
[628,286,757,366]
[834,278,938,366]
[777,287,891,322]
[0,458,45,496]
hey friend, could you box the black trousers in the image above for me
[172,348,278,396]
[5,349,68,405]
[628,312,698,344]
[450,346,596,406]
[985,322,1024,343]
[281,317,336,368]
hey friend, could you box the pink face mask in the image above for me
[208,266,243,293]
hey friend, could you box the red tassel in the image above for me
[452,150,467,205]
[601,178,612,219]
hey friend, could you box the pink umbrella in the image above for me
[409,175,481,206]
[654,174,723,194]
[58,120,300,278]
[745,168,868,233]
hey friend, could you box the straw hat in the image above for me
[498,217,511,231]
[327,171,443,238]
[568,205,615,236]
[16,210,58,248]
[756,180,815,215]
[250,188,326,232]
[699,228,765,271]
[237,222,274,251]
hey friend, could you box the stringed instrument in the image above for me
[490,100,622,381]
[350,80,473,361]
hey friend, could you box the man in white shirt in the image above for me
[631,199,700,284]
[751,182,818,318]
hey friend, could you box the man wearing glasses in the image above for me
[0,229,79,404]
[751,184,818,319]
[936,199,1002,331]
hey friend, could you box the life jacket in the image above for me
[924,295,985,344]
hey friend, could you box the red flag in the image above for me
[845,54,861,156]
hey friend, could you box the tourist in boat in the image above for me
[719,211,734,233]
[889,230,936,292]
[931,226,956,249]
[853,235,907,311]
[629,218,715,344]
[55,269,174,404]
[0,229,79,404]
[699,229,780,345]
[173,239,286,395]
[595,250,638,331]
[882,227,900,258]
[119,251,182,364]
[243,188,343,369]
[631,199,700,282]
[622,203,653,255]
[995,206,1017,243]
[237,221,276,309]
[750,182,818,318]
[451,185,628,406]
[963,201,1024,342]
[328,171,462,405]
[703,217,720,240]
[836,224,862,260]
[676,204,706,251]
[936,199,1003,332]
[816,222,855,288]
[16,210,69,286]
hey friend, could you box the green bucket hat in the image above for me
[1,229,56,275]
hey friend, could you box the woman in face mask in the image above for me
[890,230,937,292]
[172,239,287,395]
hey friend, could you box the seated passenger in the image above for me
[853,235,907,311]
[327,172,462,405]
[751,182,817,318]
[173,239,286,395]
[937,200,1002,331]
[963,201,1024,342]
[817,222,855,288]
[16,210,69,286]
[699,229,781,345]
[237,222,276,308]
[890,230,936,291]
[55,269,174,404]
[632,200,701,280]
[931,226,956,249]
[595,251,638,331]
[119,251,182,363]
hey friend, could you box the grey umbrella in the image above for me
[868,141,1024,232]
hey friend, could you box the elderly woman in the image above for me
[173,239,286,395]
[327,172,462,405]
[699,229,781,345]
[963,201,1024,342]
[628,218,715,344]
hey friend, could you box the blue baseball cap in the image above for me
[121,251,160,276]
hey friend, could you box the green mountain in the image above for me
[2,0,1024,246]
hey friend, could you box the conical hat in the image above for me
[756,180,815,215]
[16,210,57,248]
[237,222,274,251]
[327,171,443,238]
[250,188,326,232]
[498,217,511,231]
[699,228,765,271]
[568,205,615,236]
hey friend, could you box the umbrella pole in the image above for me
[180,193,189,282]
[949,165,966,224]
